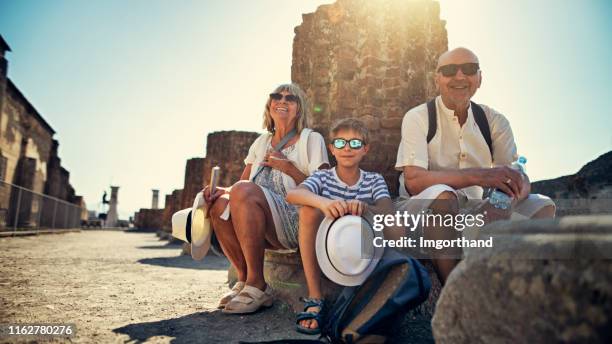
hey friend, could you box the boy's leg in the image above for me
[298,205,324,329]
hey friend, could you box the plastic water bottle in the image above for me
[488,156,527,210]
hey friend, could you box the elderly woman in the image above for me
[204,83,329,314]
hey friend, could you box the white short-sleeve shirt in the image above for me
[244,129,329,191]
[395,96,518,198]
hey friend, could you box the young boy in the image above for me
[286,118,395,334]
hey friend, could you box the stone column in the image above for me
[151,189,159,209]
[292,0,448,194]
[105,186,119,227]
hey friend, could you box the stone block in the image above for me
[359,115,380,130]
[380,117,403,129]
[432,216,612,343]
[228,250,343,312]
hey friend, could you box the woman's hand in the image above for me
[202,185,227,207]
[260,150,296,175]
[320,199,349,219]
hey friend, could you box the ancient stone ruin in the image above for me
[0,35,84,229]
[135,131,259,233]
[532,151,612,216]
[149,0,449,228]
[292,0,447,194]
[147,2,611,341]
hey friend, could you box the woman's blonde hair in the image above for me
[263,83,311,134]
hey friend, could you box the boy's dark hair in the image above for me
[330,118,369,143]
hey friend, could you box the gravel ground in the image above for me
[0,229,433,344]
[0,230,317,343]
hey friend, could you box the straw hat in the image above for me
[171,191,212,260]
[315,211,384,286]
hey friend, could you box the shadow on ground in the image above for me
[137,243,183,250]
[138,254,230,271]
[113,304,312,344]
[113,303,434,344]
[125,228,159,233]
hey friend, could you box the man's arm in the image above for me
[403,165,524,198]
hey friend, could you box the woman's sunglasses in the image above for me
[332,138,365,150]
[437,63,480,77]
[269,93,299,103]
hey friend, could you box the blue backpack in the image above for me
[239,249,430,344]
[321,249,431,343]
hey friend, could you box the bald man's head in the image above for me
[435,47,482,111]
[437,47,479,69]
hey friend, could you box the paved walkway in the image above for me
[0,230,311,343]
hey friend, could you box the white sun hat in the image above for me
[315,211,384,286]
[171,191,212,261]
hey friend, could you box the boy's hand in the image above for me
[346,200,366,216]
[320,199,349,219]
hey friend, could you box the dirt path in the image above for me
[0,230,314,343]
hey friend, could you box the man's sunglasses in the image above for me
[270,93,299,103]
[437,63,480,77]
[332,138,365,150]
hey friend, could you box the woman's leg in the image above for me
[229,181,282,291]
[298,205,324,329]
[209,197,247,282]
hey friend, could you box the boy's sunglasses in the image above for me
[332,138,365,150]
[269,93,299,103]
[437,63,480,77]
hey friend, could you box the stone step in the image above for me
[227,249,442,316]
[432,215,612,343]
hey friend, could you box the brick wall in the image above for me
[158,130,259,232]
[161,189,183,233]
[292,0,447,194]
[134,208,164,230]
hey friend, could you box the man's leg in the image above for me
[514,194,556,220]
[297,205,324,330]
[531,204,556,219]
[425,191,461,285]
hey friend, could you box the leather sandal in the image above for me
[296,297,325,335]
[222,285,274,314]
[217,281,245,309]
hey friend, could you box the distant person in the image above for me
[203,83,329,314]
[287,118,394,334]
[395,47,556,284]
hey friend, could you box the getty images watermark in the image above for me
[370,209,491,250]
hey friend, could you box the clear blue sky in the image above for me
[1,0,610,218]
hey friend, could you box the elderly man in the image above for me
[395,47,555,284]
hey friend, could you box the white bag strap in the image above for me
[297,128,313,175]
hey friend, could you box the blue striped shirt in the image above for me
[301,168,391,203]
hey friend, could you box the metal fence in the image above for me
[0,180,83,232]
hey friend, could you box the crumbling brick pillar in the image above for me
[292,0,448,194]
